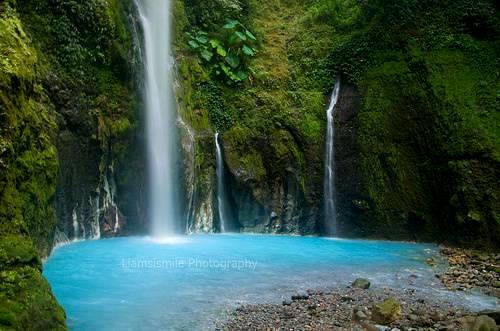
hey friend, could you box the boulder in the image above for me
[352,278,371,290]
[371,298,402,324]
[478,310,500,324]
[291,291,309,301]
[472,315,496,331]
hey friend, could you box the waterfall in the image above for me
[215,133,228,232]
[136,0,179,237]
[324,78,341,235]
[72,208,79,239]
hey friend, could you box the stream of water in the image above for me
[136,0,179,237]
[215,133,230,232]
[324,78,341,235]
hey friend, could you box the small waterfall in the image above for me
[72,208,79,239]
[215,133,229,232]
[91,195,101,239]
[136,0,179,237]
[324,78,341,235]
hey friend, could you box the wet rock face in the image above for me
[181,129,218,234]
[55,129,100,239]
[334,84,366,237]
[223,133,319,235]
[53,88,145,241]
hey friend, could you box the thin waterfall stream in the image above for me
[135,0,179,237]
[215,132,228,232]
[324,78,341,235]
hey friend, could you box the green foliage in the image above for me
[183,0,247,30]
[321,0,500,247]
[187,19,257,83]
[0,4,67,329]
[199,83,233,132]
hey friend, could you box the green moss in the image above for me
[326,0,500,247]
[372,297,402,324]
[0,5,67,327]
[0,262,66,330]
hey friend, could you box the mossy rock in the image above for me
[351,278,371,289]
[0,235,40,270]
[472,315,496,331]
[0,266,67,330]
[371,297,402,325]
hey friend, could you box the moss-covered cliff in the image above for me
[0,3,66,328]
[14,0,146,241]
[176,0,338,233]
[176,0,499,248]
[331,0,500,249]
[1,0,142,328]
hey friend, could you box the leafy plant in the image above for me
[187,19,257,83]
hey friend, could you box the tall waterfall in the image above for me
[324,78,341,235]
[136,0,179,237]
[215,133,228,232]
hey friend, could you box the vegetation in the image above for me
[177,0,499,247]
[0,3,66,329]
[187,19,258,83]
[0,0,499,326]
[1,0,140,328]
[320,0,500,247]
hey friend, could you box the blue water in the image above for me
[44,235,496,330]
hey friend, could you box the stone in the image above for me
[478,310,500,324]
[430,311,445,321]
[352,278,371,290]
[291,291,309,301]
[354,310,368,321]
[371,298,402,325]
[282,300,292,306]
[458,316,478,330]
[472,315,496,331]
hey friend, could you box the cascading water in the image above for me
[324,78,341,235]
[136,0,179,237]
[215,133,228,232]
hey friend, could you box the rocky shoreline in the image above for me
[437,247,500,297]
[217,247,500,331]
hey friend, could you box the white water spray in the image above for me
[215,133,229,232]
[324,78,341,235]
[136,0,179,237]
[72,208,79,239]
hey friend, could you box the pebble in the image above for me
[217,286,493,330]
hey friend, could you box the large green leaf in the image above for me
[228,34,238,45]
[188,40,199,49]
[196,35,208,44]
[216,46,227,57]
[236,70,248,81]
[242,44,255,56]
[200,49,213,61]
[225,54,240,68]
[220,63,231,75]
[223,19,239,29]
[235,31,247,41]
[209,39,221,48]
[245,30,257,41]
